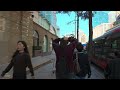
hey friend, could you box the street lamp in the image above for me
[67,19,77,38]
[67,20,76,37]
[66,11,80,41]
[76,11,79,42]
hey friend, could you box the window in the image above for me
[93,40,104,57]
[33,30,39,46]
[112,40,117,49]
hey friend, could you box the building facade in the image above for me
[108,11,120,23]
[0,11,58,64]
[92,11,109,28]
[32,11,59,54]
[93,11,120,39]
[0,11,33,64]
[78,30,88,44]
[93,23,113,39]
[111,11,120,27]
[39,11,59,36]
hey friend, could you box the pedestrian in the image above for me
[114,51,120,58]
[1,41,35,79]
[104,51,120,79]
[73,42,91,79]
[52,37,78,79]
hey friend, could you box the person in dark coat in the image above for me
[1,41,34,79]
[52,37,78,79]
[104,51,120,79]
[74,42,91,79]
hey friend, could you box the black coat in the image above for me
[104,58,120,79]
[2,52,34,79]
[74,52,91,77]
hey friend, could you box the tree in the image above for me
[57,11,96,58]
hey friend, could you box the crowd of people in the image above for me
[0,37,91,79]
[1,36,120,79]
[52,37,91,79]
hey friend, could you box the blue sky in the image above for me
[56,11,110,38]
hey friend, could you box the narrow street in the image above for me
[27,62,105,79]
[27,62,56,79]
[89,64,105,79]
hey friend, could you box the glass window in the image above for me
[103,40,112,58]
[112,40,117,49]
[93,40,104,57]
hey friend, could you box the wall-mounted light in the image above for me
[31,15,34,18]
[29,11,34,18]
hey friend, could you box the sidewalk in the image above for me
[0,51,56,79]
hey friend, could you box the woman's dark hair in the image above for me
[60,38,68,49]
[76,42,83,52]
[12,41,29,59]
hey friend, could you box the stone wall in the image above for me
[33,22,58,52]
[0,11,58,64]
[0,11,33,64]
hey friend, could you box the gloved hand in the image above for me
[88,72,91,78]
[31,76,35,79]
[1,71,5,77]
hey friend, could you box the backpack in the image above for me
[75,52,91,76]
[56,48,69,74]
[74,51,81,74]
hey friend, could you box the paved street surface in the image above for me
[27,62,105,79]
[0,50,105,79]
[27,62,56,79]
[88,64,105,79]
[0,51,56,79]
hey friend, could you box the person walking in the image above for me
[104,51,120,79]
[52,37,78,79]
[74,42,91,79]
[1,41,35,79]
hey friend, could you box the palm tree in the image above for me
[57,11,96,57]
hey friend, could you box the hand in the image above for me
[88,72,91,78]
[31,76,35,79]
[1,72,5,77]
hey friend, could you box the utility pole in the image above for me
[75,12,77,38]
[77,11,79,42]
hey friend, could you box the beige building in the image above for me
[93,23,113,39]
[0,11,58,64]
[108,11,120,23]
[79,30,88,44]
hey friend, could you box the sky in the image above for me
[56,11,110,38]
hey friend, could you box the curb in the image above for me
[27,60,52,74]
